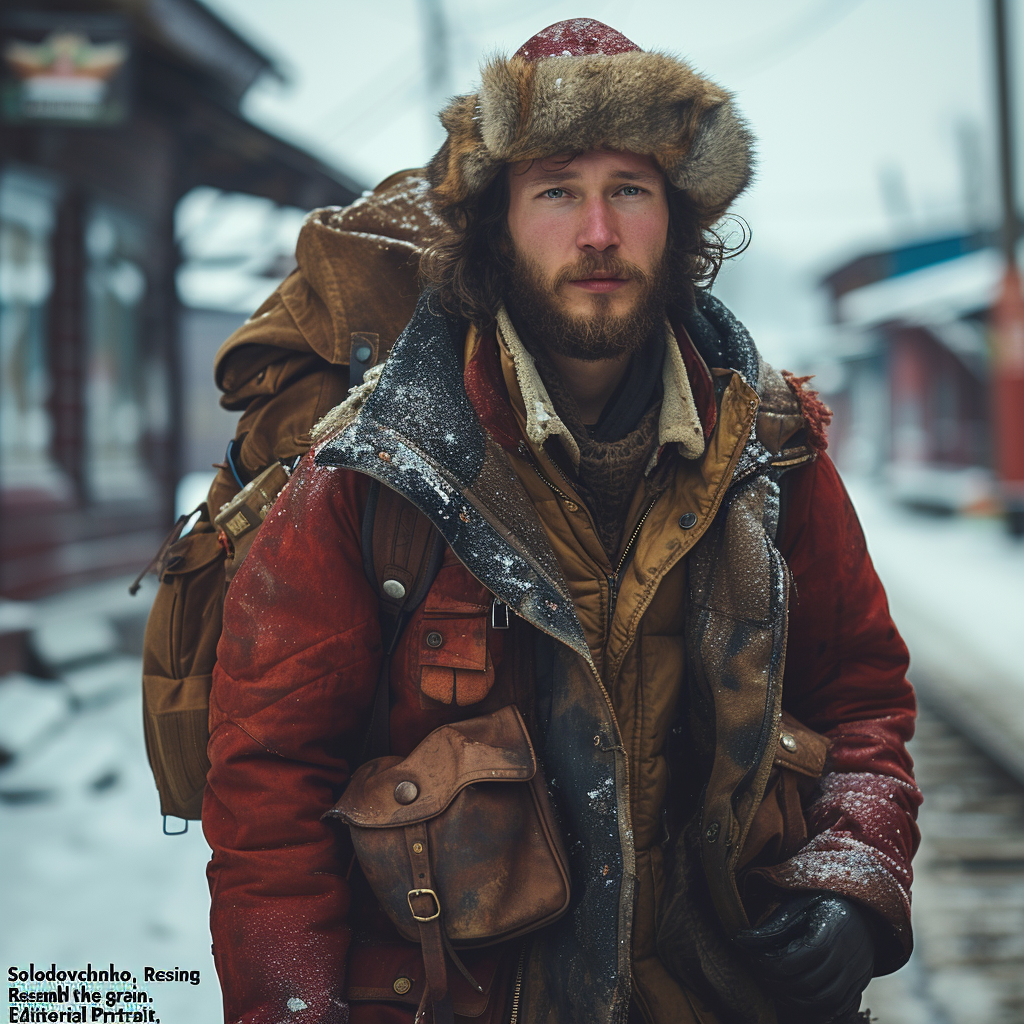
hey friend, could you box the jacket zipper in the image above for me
[525,450,605,545]
[524,450,659,638]
[606,497,658,634]
[602,497,659,630]
[509,944,526,1024]
[522,450,650,1018]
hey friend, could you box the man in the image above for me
[203,19,920,1024]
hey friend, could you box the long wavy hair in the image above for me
[420,162,749,326]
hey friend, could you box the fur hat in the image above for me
[427,18,754,229]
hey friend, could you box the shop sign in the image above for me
[1,13,131,125]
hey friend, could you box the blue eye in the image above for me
[543,188,565,199]
[620,185,642,196]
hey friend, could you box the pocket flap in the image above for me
[345,942,505,1016]
[326,705,535,828]
[773,710,830,777]
[418,615,488,671]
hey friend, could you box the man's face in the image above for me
[503,149,671,361]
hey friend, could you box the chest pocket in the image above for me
[417,559,497,706]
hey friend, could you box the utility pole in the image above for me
[991,0,1024,535]
[419,0,451,150]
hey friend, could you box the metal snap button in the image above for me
[354,344,372,363]
[382,579,407,600]
[394,781,419,804]
[705,821,720,843]
[780,733,798,752]
[425,631,443,648]
[412,841,424,855]
[393,977,412,995]
[678,512,698,529]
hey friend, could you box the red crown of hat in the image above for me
[513,19,641,61]
[427,18,753,229]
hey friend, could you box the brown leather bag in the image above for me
[326,704,571,1024]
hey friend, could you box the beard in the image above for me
[503,247,672,362]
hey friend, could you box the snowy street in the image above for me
[846,476,1024,786]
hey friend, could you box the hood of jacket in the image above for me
[212,169,443,408]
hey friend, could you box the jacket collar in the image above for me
[315,292,595,665]
[493,306,706,471]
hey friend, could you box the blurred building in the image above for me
[821,229,1001,512]
[0,0,361,600]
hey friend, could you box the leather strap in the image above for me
[361,480,446,760]
[406,823,453,1024]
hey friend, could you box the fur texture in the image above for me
[782,371,833,451]
[428,43,754,229]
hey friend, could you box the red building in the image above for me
[821,234,996,511]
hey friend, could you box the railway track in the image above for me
[863,701,1024,1024]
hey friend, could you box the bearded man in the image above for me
[203,19,920,1024]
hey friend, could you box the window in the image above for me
[83,201,155,501]
[0,166,67,499]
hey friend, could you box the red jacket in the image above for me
[204,297,920,1024]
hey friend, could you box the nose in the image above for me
[576,196,620,253]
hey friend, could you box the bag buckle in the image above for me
[407,888,441,922]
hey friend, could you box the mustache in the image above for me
[552,254,651,290]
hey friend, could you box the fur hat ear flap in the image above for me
[665,102,755,222]
[479,55,534,157]
[667,102,757,215]
[428,94,500,216]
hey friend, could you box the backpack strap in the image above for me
[361,479,446,758]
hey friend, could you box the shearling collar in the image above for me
[495,305,706,471]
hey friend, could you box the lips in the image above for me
[571,271,627,282]
[569,275,629,292]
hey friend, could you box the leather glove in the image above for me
[734,893,875,1024]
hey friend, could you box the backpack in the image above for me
[136,170,442,828]
[140,465,443,828]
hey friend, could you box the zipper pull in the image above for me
[491,596,511,629]
[607,574,619,626]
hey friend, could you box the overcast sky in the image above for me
[196,0,1005,367]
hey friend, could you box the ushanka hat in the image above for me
[427,18,754,229]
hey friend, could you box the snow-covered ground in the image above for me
[0,578,220,1024]
[847,473,1024,1024]
[844,474,1024,783]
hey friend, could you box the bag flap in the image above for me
[160,522,225,578]
[326,705,535,828]
[774,710,830,777]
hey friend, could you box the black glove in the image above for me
[734,894,875,1024]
